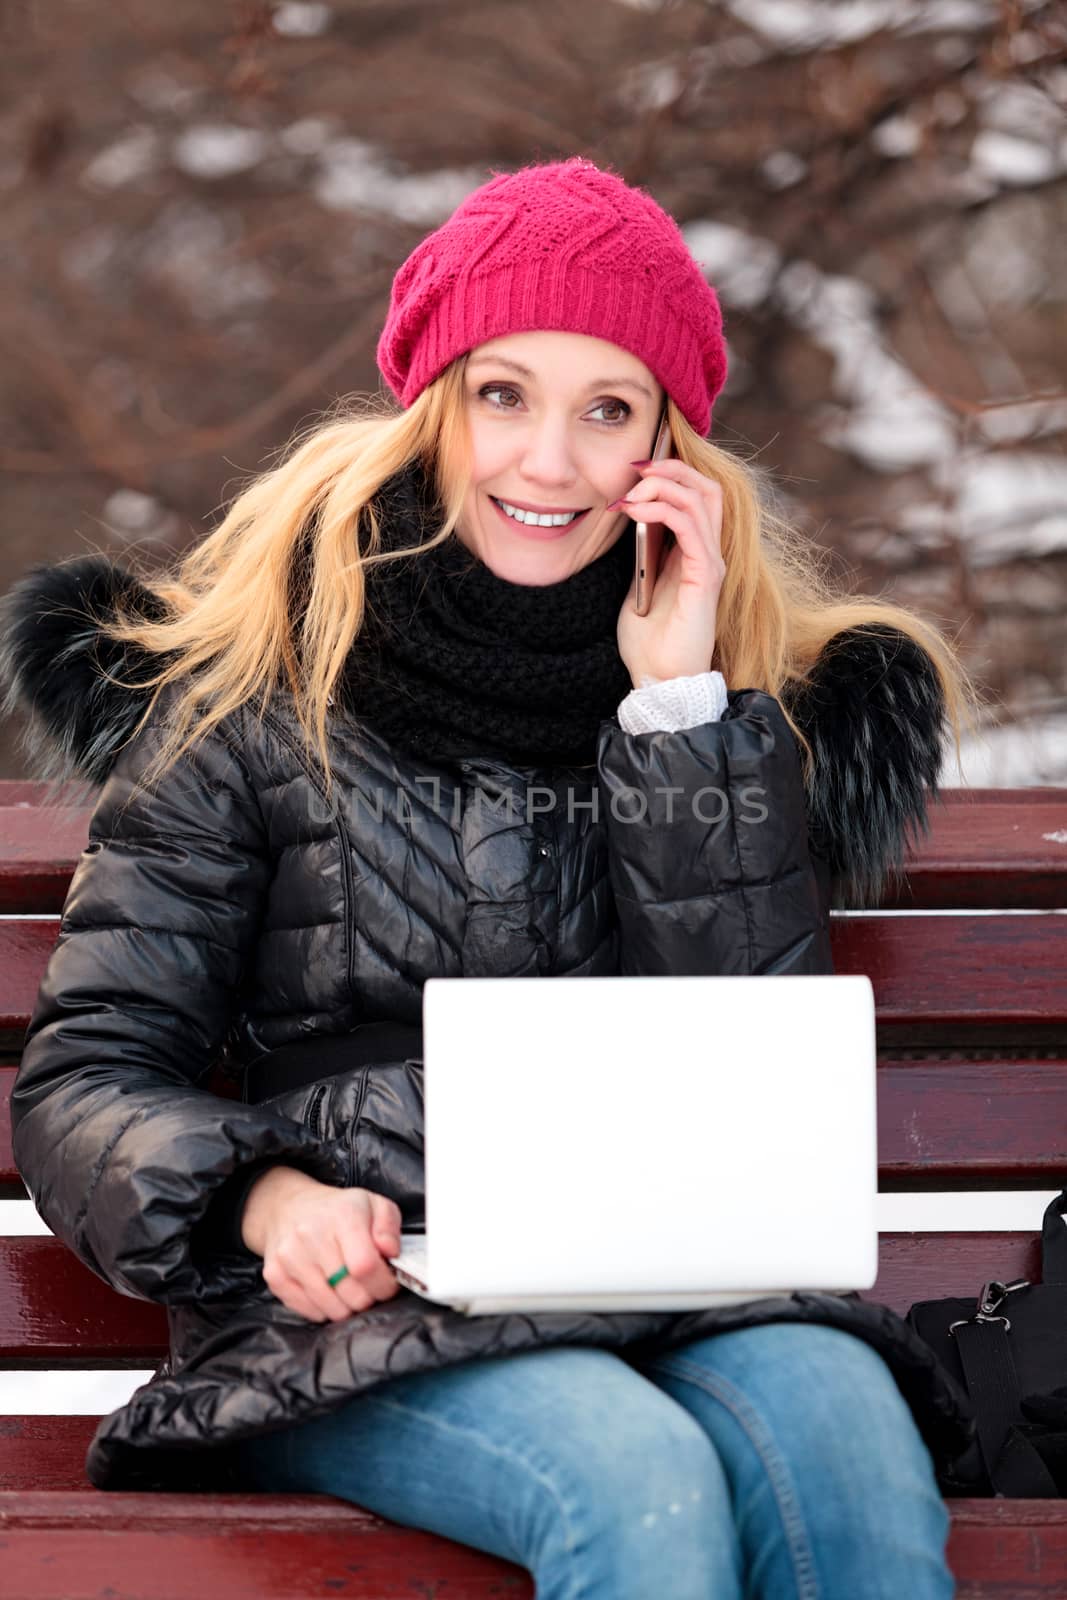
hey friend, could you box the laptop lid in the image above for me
[420,974,878,1301]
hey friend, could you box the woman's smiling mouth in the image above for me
[489,495,592,539]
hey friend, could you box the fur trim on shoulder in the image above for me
[783,623,947,908]
[0,554,166,791]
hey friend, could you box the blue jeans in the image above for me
[230,1322,954,1599]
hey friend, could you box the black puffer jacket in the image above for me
[0,539,973,1492]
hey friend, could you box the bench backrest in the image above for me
[1,782,1065,1378]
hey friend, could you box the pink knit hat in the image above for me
[376,156,727,437]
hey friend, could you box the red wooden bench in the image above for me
[1,778,1066,1597]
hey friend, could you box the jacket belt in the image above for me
[243,1021,424,1106]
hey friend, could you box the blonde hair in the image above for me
[89,356,982,806]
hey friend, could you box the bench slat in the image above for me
[880,788,1067,911]
[4,914,1065,1055]
[0,1491,533,1597]
[946,1500,1067,1598]
[877,1060,1067,1186]
[0,808,93,915]
[869,1231,1042,1310]
[0,1489,1065,1599]
[1,920,62,1051]
[0,1239,166,1362]
[0,1232,1043,1360]
[832,912,1067,1049]
[0,1416,99,1491]
[0,784,91,806]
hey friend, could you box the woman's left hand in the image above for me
[615,459,726,687]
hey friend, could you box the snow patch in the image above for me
[682,219,782,309]
[314,139,483,223]
[173,124,270,180]
[273,2,332,36]
[83,128,158,188]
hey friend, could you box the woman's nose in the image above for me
[520,431,580,484]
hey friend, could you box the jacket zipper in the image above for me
[307,1082,328,1141]
[307,1065,372,1146]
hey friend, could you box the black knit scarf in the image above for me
[334,459,636,768]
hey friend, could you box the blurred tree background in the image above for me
[2,0,1065,781]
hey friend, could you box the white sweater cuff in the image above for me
[617,670,729,735]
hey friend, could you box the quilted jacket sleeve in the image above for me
[597,688,833,977]
[10,703,350,1305]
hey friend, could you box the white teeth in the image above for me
[494,498,580,528]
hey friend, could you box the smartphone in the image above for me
[634,407,674,616]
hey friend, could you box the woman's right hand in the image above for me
[241,1165,403,1322]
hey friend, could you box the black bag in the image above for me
[906,1192,1067,1497]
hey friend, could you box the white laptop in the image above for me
[387,974,878,1316]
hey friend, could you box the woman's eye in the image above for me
[480,383,521,409]
[592,399,631,424]
[483,384,524,409]
[477,385,632,425]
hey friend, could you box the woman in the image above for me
[1,157,977,1598]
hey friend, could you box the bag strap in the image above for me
[1042,1192,1067,1285]
[953,1319,1059,1496]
